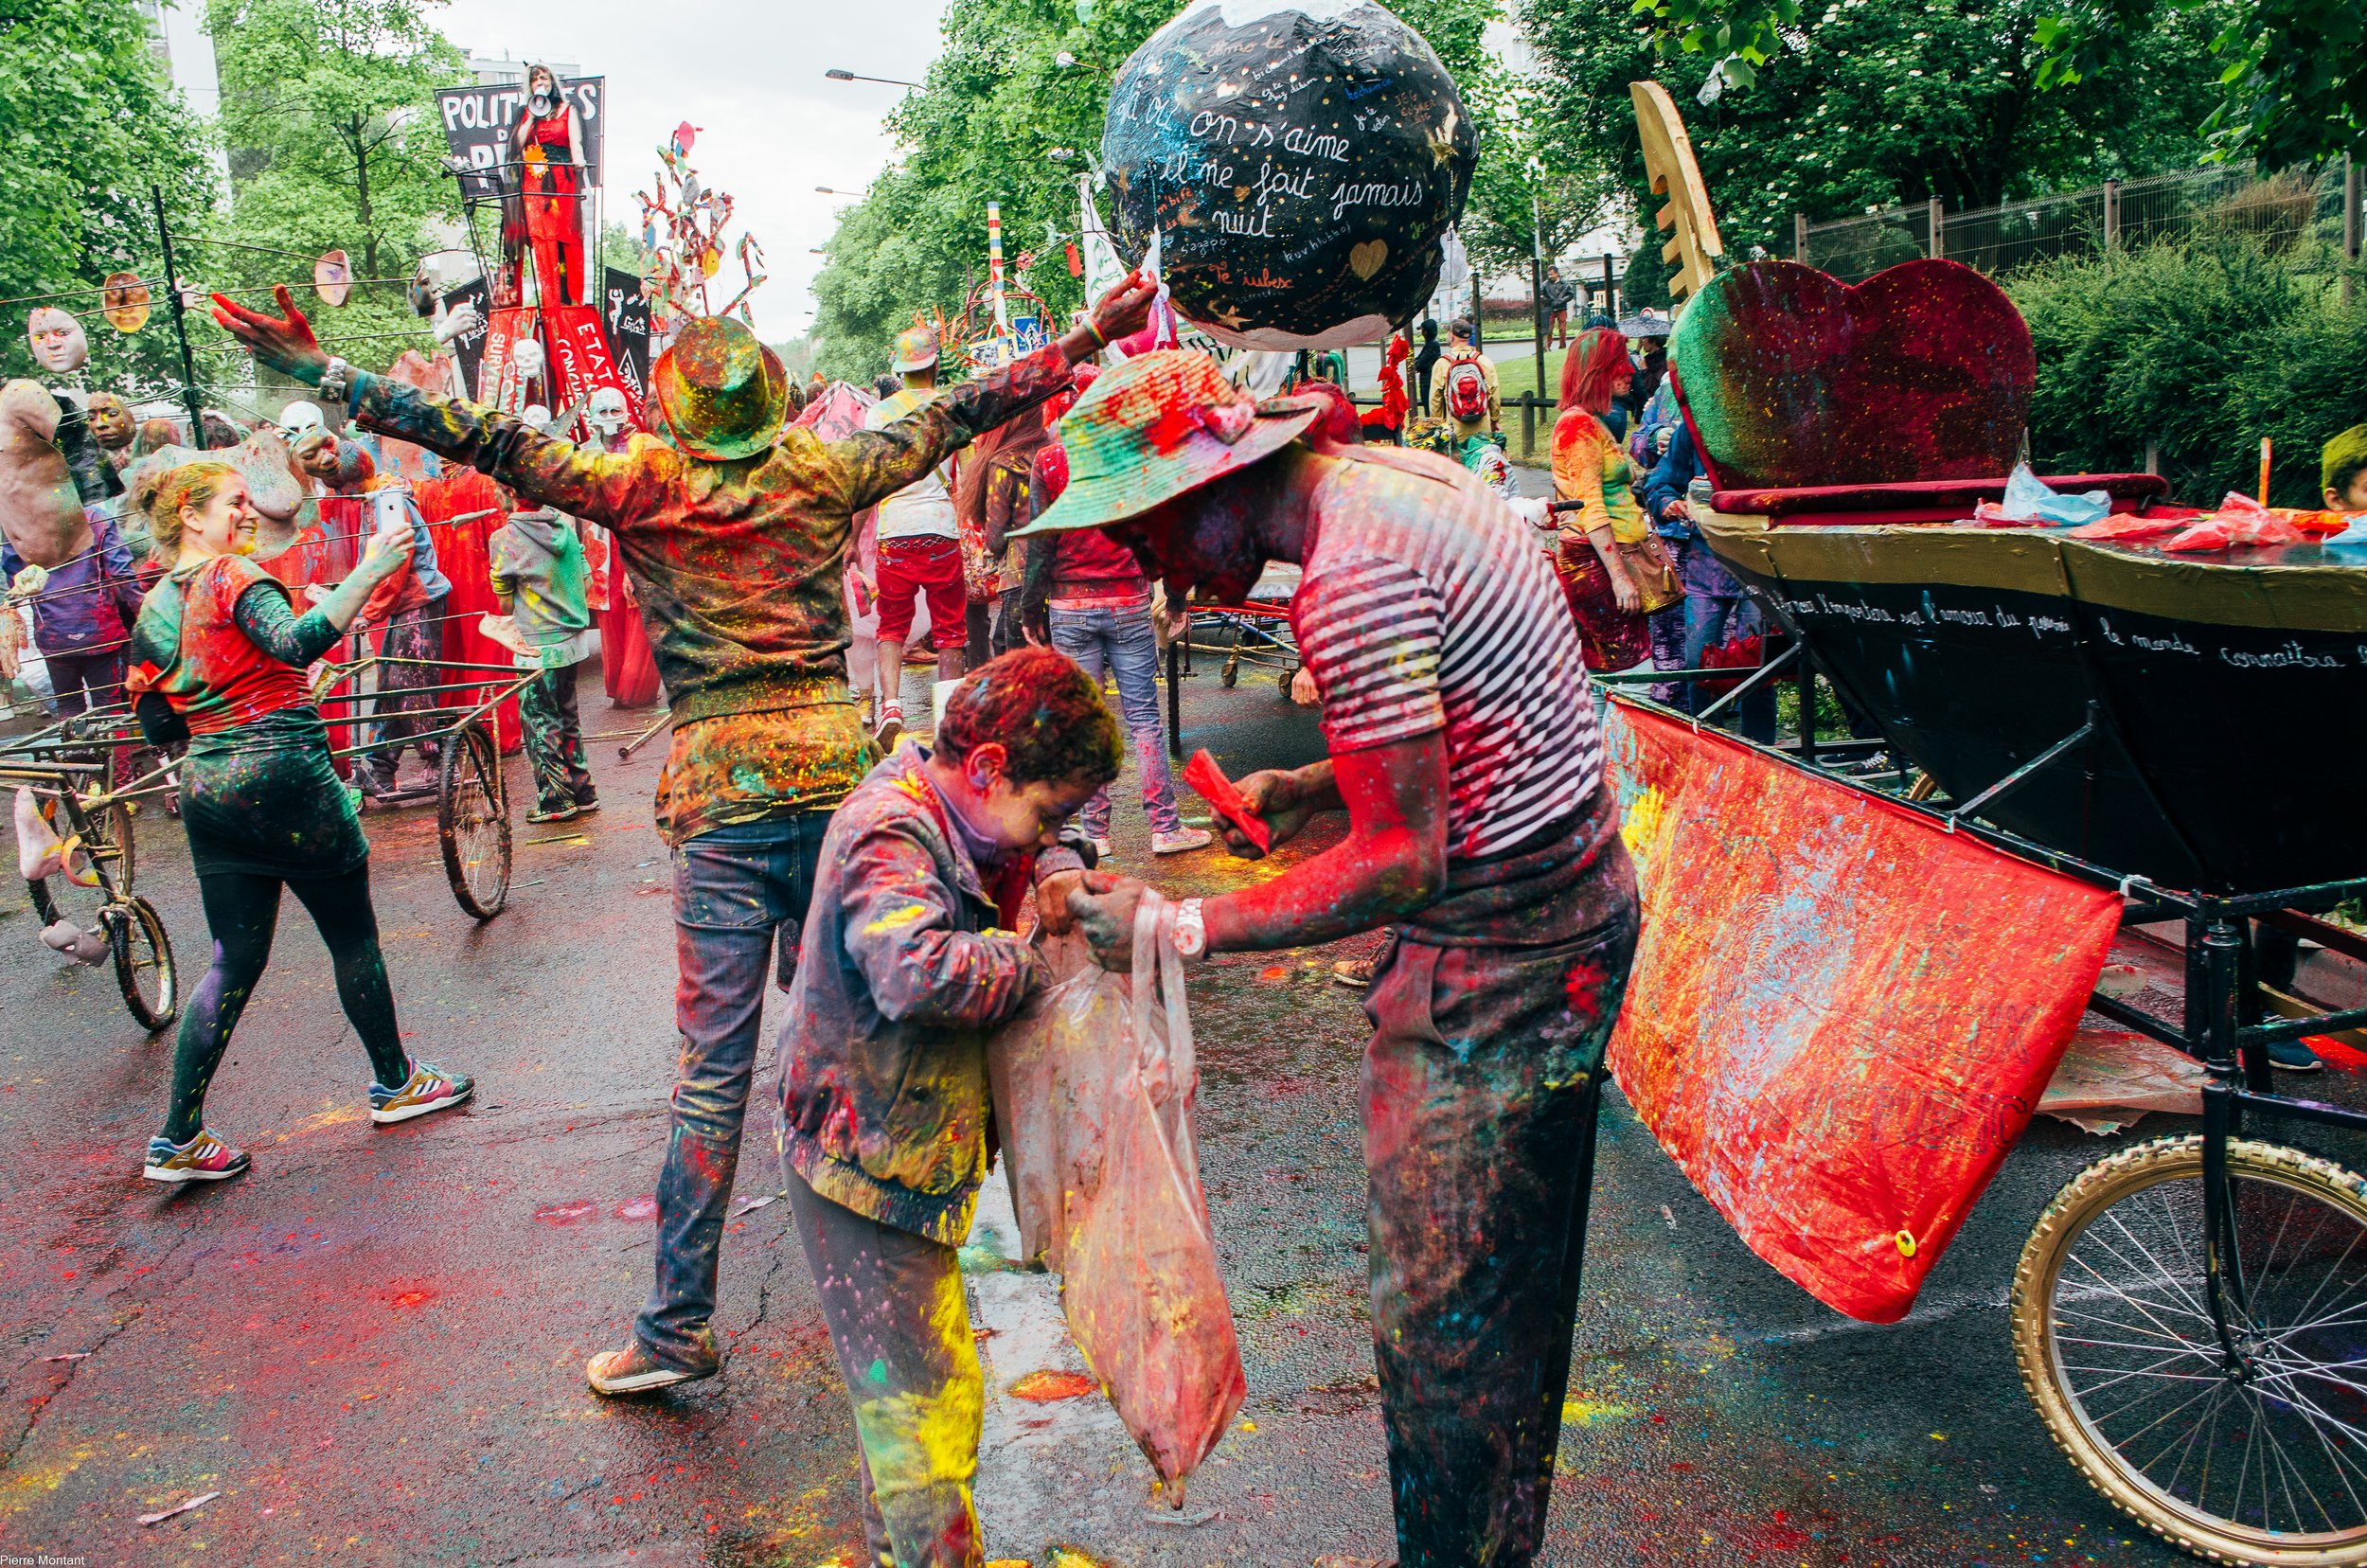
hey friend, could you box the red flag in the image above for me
[1603,699,2120,1322]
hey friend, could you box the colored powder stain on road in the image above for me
[0,1447,93,1512]
[1008,1369,1098,1402]
[1560,1397,1636,1428]
[390,1289,435,1309]
[531,1198,599,1225]
[614,1194,658,1221]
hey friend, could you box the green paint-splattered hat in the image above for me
[1008,350,1322,539]
[650,315,791,461]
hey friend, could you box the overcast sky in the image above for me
[430,0,952,343]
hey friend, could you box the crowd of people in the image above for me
[18,255,2367,1568]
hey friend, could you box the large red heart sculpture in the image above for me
[1669,259,2035,490]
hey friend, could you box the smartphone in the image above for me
[1183,748,1272,855]
[369,488,410,543]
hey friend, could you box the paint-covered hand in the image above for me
[1223,767,1321,858]
[1036,867,1083,935]
[1063,270,1157,364]
[1068,868,1151,972]
[209,284,330,385]
[357,510,417,580]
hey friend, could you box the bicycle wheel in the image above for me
[437,722,510,920]
[2014,1134,2367,1564]
[108,894,177,1031]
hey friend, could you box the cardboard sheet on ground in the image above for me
[1603,700,2121,1322]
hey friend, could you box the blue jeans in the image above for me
[1047,603,1180,838]
[1680,591,1777,744]
[636,811,831,1370]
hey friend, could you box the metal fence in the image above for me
[1797,163,2354,282]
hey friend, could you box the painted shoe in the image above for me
[526,801,578,824]
[874,705,905,753]
[370,1060,475,1125]
[1151,827,1214,855]
[1331,956,1377,990]
[586,1340,716,1397]
[2269,1037,2324,1073]
[144,1129,250,1185]
[1089,837,1115,863]
[570,792,600,815]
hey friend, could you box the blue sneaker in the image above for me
[2268,1037,2324,1073]
[370,1060,474,1124]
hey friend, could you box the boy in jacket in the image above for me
[777,645,1116,1567]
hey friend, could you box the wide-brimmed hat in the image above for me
[1008,351,1323,540]
[890,324,939,374]
[650,316,791,461]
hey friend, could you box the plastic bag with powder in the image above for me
[985,891,1245,1507]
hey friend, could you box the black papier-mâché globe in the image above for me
[1102,0,1479,350]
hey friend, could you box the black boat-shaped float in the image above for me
[1669,258,2367,894]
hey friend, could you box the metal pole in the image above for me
[2344,155,2361,306]
[1927,197,1944,260]
[1793,212,1807,262]
[1530,192,1547,413]
[1602,252,1614,317]
[1470,239,1484,349]
[153,184,208,451]
[2102,178,2121,251]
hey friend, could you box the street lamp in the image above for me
[825,67,918,87]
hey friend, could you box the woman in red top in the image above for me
[127,461,473,1184]
[510,63,587,306]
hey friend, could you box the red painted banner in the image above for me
[1602,699,2121,1323]
[547,302,640,425]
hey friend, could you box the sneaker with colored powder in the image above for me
[586,1339,716,1397]
[1151,827,1214,855]
[144,1129,250,1184]
[874,704,904,753]
[370,1060,475,1124]
[526,801,578,824]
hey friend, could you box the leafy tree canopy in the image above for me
[1525,0,2236,273]
[203,0,468,401]
[1629,0,2359,169]
[0,0,218,391]
[812,0,1505,383]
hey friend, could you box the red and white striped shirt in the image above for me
[1291,448,1601,861]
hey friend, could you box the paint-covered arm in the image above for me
[1068,736,1447,964]
[1552,415,1614,541]
[345,372,665,533]
[232,581,348,668]
[839,817,1047,1027]
[822,347,1077,517]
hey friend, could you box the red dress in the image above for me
[518,108,584,306]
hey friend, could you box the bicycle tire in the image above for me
[109,894,177,1031]
[437,722,510,920]
[2014,1133,2367,1565]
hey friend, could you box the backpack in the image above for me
[1444,357,1489,423]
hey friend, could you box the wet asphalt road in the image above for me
[0,655,2224,1568]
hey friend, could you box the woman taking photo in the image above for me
[129,460,472,1184]
[1550,326,1680,670]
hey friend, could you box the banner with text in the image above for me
[436,76,606,192]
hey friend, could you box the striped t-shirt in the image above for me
[1291,447,1601,860]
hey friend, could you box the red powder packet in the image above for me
[1183,748,1271,855]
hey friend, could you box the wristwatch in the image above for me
[1172,898,1207,962]
[316,356,354,410]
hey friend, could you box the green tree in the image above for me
[203,0,466,378]
[1628,0,2359,169]
[0,0,218,392]
[812,0,1505,383]
[1523,0,2234,271]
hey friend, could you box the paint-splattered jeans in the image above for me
[517,656,595,812]
[1047,602,1181,838]
[1361,888,1640,1567]
[784,1162,984,1568]
[637,811,831,1371]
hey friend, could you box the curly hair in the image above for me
[935,646,1122,790]
[146,460,242,559]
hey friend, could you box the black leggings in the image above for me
[162,862,409,1144]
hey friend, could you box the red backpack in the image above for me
[1444,357,1489,422]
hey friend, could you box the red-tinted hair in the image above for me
[1558,327,1630,417]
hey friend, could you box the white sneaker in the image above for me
[1090,837,1114,861]
[1151,827,1214,855]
